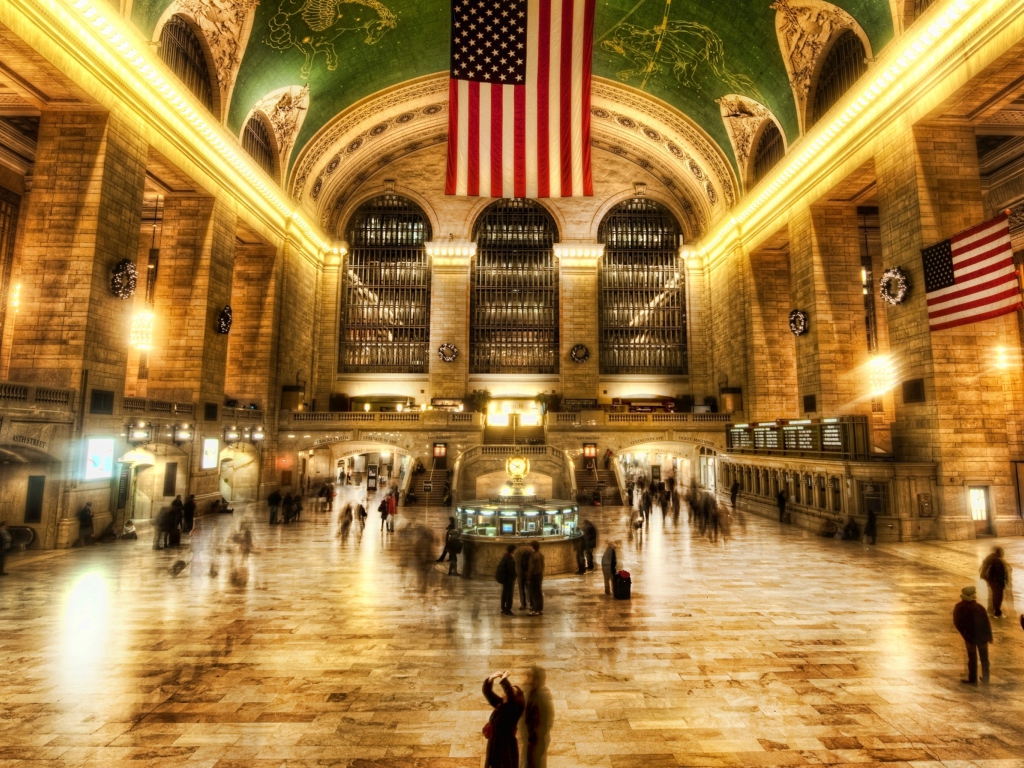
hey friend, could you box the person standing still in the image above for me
[437,516,456,562]
[980,546,1011,618]
[182,495,197,534]
[864,509,877,545]
[582,520,597,571]
[730,480,739,508]
[517,545,532,611]
[496,544,517,615]
[953,585,993,684]
[528,541,545,615]
[601,541,617,596]
[267,489,282,525]
[776,489,787,523]
[76,502,94,546]
[446,526,461,576]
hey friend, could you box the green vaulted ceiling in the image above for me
[131,0,894,176]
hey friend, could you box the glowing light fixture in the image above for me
[996,347,1009,370]
[50,0,332,255]
[129,310,154,350]
[868,356,896,396]
[699,0,983,259]
[11,283,20,313]
[364,403,371,412]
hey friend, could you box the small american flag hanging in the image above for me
[921,213,1022,332]
[445,0,595,198]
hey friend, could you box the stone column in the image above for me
[684,250,714,407]
[226,242,279,410]
[8,111,147,396]
[875,122,1023,538]
[746,242,798,420]
[788,205,872,417]
[556,244,601,401]
[426,242,472,400]
[145,196,236,408]
[706,242,750,413]
[314,245,343,410]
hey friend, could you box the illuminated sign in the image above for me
[201,438,219,469]
[85,438,115,480]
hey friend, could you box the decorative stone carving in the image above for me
[250,83,310,170]
[717,94,778,185]
[169,0,259,111]
[771,0,860,131]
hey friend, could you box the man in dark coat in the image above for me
[182,495,197,533]
[496,544,517,616]
[517,546,532,611]
[76,501,94,546]
[482,672,524,768]
[522,666,553,768]
[864,509,878,545]
[953,585,993,683]
[267,489,282,525]
[437,516,456,562]
[730,480,740,508]
[527,541,545,615]
[582,520,597,571]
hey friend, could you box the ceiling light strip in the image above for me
[698,0,984,258]
[48,0,331,253]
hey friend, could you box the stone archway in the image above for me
[219,442,260,502]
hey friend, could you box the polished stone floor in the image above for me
[2,490,1024,768]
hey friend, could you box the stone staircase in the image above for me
[576,469,621,505]
[407,469,449,505]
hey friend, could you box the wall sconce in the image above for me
[128,421,152,443]
[251,426,265,441]
[364,402,371,412]
[130,310,154,350]
[173,423,193,445]
[223,426,241,443]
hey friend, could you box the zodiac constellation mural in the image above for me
[267,0,398,78]
[600,1,764,103]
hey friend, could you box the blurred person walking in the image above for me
[0,520,11,575]
[521,666,553,768]
[776,488,788,523]
[339,504,354,543]
[182,495,197,534]
[981,546,1011,618]
[581,519,597,571]
[953,585,993,684]
[76,501,94,546]
[496,544,517,615]
[730,480,739,508]
[446,525,462,576]
[437,516,456,562]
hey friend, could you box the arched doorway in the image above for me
[219,442,260,502]
[118,444,189,524]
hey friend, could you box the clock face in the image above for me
[506,456,529,479]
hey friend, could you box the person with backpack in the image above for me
[446,526,462,575]
[495,544,517,615]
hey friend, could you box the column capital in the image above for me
[554,242,603,269]
[425,240,475,268]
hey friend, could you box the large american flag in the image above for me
[445,0,595,198]
[922,213,1022,332]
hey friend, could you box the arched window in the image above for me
[811,30,867,127]
[159,15,215,111]
[242,114,276,179]
[752,121,785,185]
[339,195,432,373]
[598,198,686,375]
[470,199,559,373]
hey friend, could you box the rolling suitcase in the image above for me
[613,570,631,600]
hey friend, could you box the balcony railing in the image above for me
[0,382,75,410]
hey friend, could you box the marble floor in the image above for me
[2,491,1024,768]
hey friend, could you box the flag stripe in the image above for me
[559,0,573,196]
[467,80,480,197]
[446,79,459,195]
[514,86,526,197]
[490,83,502,198]
[457,79,469,196]
[952,239,1014,274]
[929,284,1022,319]
[950,213,1009,246]
[930,296,1023,331]
[537,0,551,198]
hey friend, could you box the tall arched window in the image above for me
[339,195,432,373]
[752,121,785,185]
[242,114,276,179]
[159,15,215,111]
[598,198,686,375]
[471,199,559,373]
[811,31,867,127]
